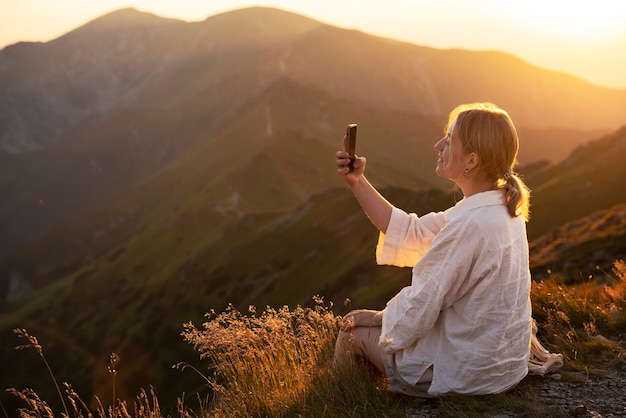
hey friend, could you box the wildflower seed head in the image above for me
[108,352,120,376]
[13,328,43,355]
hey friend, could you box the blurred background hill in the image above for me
[1,6,625,412]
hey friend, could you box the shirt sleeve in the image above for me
[380,215,482,352]
[376,206,447,267]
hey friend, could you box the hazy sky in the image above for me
[2,0,626,89]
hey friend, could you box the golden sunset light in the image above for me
[3,0,626,416]
[1,0,626,89]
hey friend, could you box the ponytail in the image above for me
[502,170,530,221]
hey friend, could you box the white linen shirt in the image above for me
[377,190,531,396]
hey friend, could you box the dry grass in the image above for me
[6,330,176,418]
[178,295,341,417]
[530,260,626,371]
[6,261,626,417]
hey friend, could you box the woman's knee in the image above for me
[333,330,356,368]
[335,327,385,374]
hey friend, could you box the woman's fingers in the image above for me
[336,150,349,161]
[336,150,351,171]
[341,309,380,331]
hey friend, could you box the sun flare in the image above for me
[489,1,626,43]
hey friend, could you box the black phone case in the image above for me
[346,124,357,171]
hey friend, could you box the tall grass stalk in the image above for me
[13,328,70,417]
[108,353,120,409]
[9,331,166,418]
[0,398,9,418]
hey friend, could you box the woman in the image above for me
[333,102,533,396]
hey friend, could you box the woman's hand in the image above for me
[340,309,383,332]
[336,135,366,187]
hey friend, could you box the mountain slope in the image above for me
[0,77,446,291]
[526,126,626,239]
[281,25,626,129]
[0,184,453,412]
[1,6,625,264]
[530,203,626,283]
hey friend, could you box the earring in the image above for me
[463,168,468,178]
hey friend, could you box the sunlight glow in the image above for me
[487,1,626,43]
[1,0,626,88]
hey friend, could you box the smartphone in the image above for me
[346,123,357,172]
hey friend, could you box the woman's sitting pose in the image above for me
[333,102,537,396]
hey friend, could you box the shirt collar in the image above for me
[445,189,505,219]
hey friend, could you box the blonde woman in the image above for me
[334,103,534,396]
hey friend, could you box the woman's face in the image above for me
[434,119,467,180]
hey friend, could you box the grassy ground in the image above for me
[4,261,626,418]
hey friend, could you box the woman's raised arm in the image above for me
[336,145,393,233]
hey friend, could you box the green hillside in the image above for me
[530,203,626,283]
[0,185,453,411]
[4,123,626,411]
[526,126,626,240]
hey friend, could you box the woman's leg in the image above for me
[333,326,385,374]
[335,326,434,397]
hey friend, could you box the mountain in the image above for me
[1,7,623,153]
[0,6,622,265]
[2,5,626,413]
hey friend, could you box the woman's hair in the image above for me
[447,102,531,221]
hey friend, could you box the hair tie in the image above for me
[503,169,513,181]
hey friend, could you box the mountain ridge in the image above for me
[2,6,625,152]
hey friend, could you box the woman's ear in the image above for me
[466,152,479,170]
